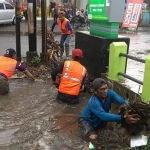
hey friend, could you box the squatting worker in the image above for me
[0,48,36,95]
[78,78,140,140]
[51,49,87,104]
[50,11,74,60]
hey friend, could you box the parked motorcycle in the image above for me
[23,9,28,21]
[64,9,73,21]
[70,16,90,30]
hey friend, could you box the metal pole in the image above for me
[27,0,36,52]
[118,72,143,85]
[119,53,145,63]
[41,0,47,54]
[33,0,37,52]
[15,0,21,61]
[74,0,76,16]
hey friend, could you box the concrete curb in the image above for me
[0,31,62,35]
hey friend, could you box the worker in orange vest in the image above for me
[51,49,87,104]
[0,48,36,95]
[50,11,74,59]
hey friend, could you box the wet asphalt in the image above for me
[0,19,150,149]
[0,79,126,150]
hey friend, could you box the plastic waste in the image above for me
[89,142,95,150]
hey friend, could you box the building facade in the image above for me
[7,0,88,11]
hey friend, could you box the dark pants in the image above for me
[53,14,58,22]
[78,118,108,138]
[79,16,85,25]
[78,118,97,137]
[0,76,9,95]
[57,91,79,104]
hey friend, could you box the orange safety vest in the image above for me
[58,60,87,96]
[0,56,17,80]
[57,18,71,34]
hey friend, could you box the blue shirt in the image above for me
[80,89,126,128]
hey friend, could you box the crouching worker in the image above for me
[51,49,87,104]
[78,78,140,140]
[0,48,36,95]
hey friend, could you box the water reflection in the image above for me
[0,79,130,149]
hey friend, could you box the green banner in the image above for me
[88,0,108,21]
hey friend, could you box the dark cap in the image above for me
[4,48,16,57]
[72,49,83,59]
[92,78,107,90]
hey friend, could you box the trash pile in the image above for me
[119,101,150,136]
[82,74,94,93]
[13,64,52,81]
[27,65,51,80]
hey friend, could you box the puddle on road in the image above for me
[120,33,150,93]
[0,79,131,150]
[0,33,150,149]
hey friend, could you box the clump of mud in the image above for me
[14,63,52,81]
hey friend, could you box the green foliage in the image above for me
[31,56,41,65]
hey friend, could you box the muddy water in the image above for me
[121,33,150,94]
[0,79,127,150]
[0,32,150,150]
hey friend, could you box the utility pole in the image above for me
[74,0,76,16]
[26,0,38,63]
[40,0,48,62]
[15,0,21,61]
[33,0,37,52]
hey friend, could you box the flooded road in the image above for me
[0,31,150,149]
[0,79,90,150]
[121,32,150,93]
[0,79,127,150]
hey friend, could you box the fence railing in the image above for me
[108,42,150,103]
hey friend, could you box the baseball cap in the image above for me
[92,78,107,90]
[4,48,16,57]
[72,49,83,59]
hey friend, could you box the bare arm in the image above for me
[23,70,36,80]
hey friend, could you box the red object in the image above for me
[57,5,73,9]
[127,0,143,3]
[72,49,83,59]
[20,7,24,12]
[122,0,143,28]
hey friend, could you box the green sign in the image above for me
[88,0,109,21]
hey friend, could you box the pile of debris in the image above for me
[119,101,150,136]
[82,74,95,93]
[27,65,51,80]
[13,64,52,81]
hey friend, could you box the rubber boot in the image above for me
[60,47,64,56]
[65,47,70,60]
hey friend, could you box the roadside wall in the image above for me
[102,73,141,102]
[75,31,130,78]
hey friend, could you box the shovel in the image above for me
[130,135,148,148]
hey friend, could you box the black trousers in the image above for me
[0,76,9,95]
[78,118,97,137]
[57,91,79,104]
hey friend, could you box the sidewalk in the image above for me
[119,26,150,33]
[0,17,60,35]
[0,17,87,35]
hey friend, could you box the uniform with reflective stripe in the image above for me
[57,18,71,34]
[59,60,87,96]
[0,56,17,80]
